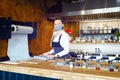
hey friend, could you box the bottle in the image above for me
[82,59,87,68]
[54,55,59,65]
[96,60,100,70]
[108,61,114,72]
[87,26,91,34]
[63,57,66,65]
[95,27,98,34]
[69,61,74,68]
[108,26,112,33]
[104,26,107,33]
[99,25,103,33]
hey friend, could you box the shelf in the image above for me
[80,30,113,35]
[81,33,113,35]
[70,42,120,44]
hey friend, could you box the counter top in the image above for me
[0,59,120,80]
[70,42,120,44]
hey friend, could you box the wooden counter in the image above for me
[0,59,120,80]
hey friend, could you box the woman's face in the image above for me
[54,20,63,26]
[54,20,64,31]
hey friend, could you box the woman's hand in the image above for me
[42,52,49,56]
[47,54,55,58]
[42,52,55,58]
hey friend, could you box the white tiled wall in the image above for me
[70,43,120,55]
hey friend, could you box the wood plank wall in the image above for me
[65,22,79,39]
[0,0,79,58]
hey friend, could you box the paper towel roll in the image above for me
[11,24,33,34]
[7,24,33,61]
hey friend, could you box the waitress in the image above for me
[42,18,70,58]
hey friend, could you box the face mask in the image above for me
[54,25,62,31]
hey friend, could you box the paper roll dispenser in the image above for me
[11,20,36,38]
[0,17,37,39]
[11,24,33,34]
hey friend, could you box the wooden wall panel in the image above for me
[65,21,79,39]
[0,0,52,57]
[0,39,8,57]
[0,0,79,58]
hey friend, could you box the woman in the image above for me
[42,18,70,58]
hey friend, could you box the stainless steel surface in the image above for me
[48,7,120,17]
[47,0,120,20]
